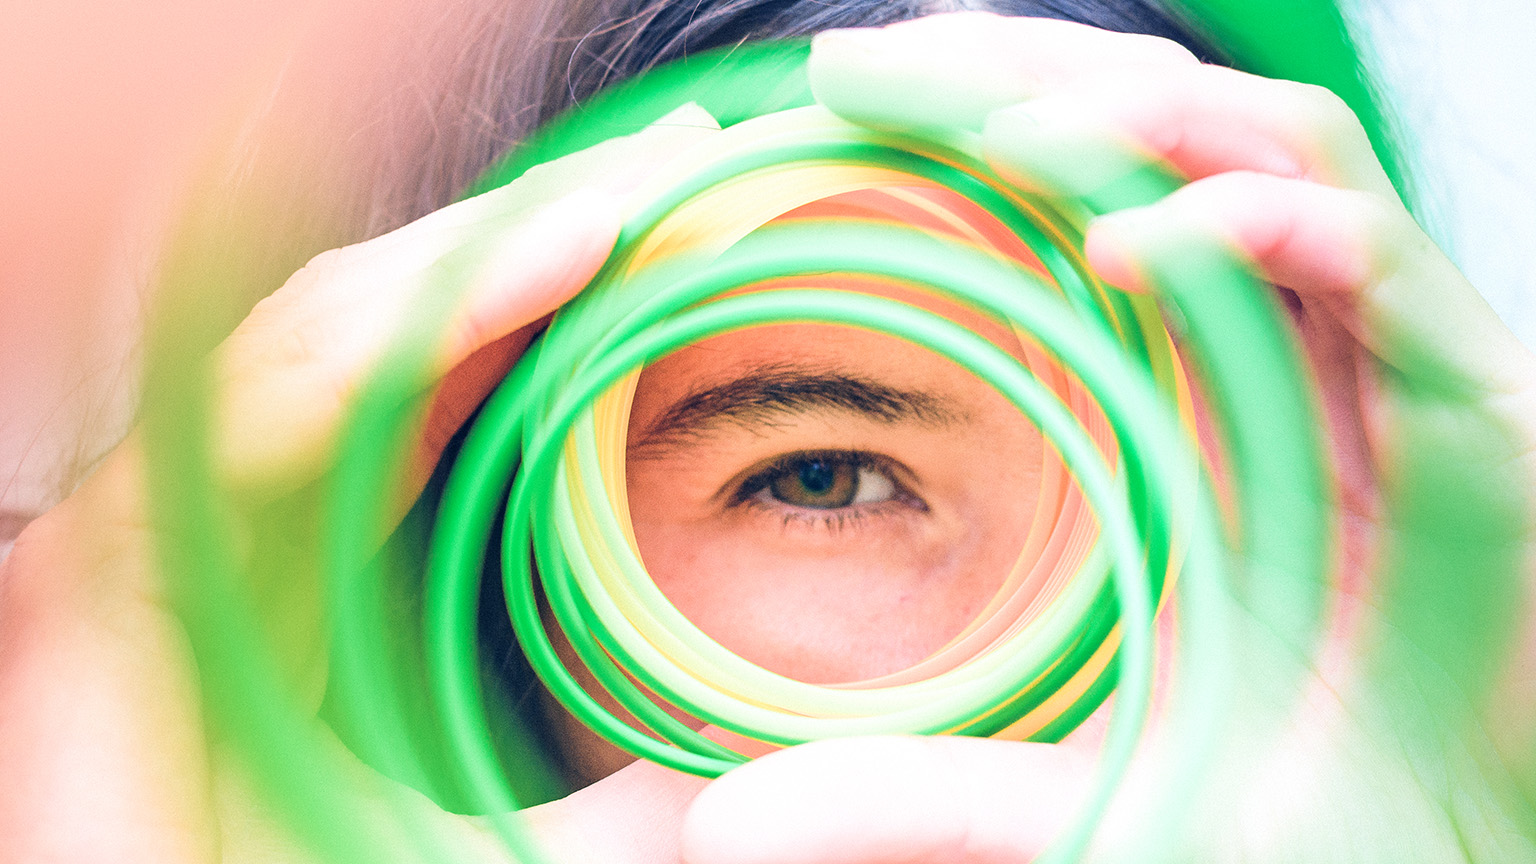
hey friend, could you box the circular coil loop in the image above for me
[317,39,1329,863]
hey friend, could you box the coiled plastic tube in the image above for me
[310,39,1329,864]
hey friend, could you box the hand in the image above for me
[810,11,1536,471]
[0,105,720,862]
[641,13,1536,864]
[446,15,1536,864]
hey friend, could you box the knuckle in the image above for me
[299,245,351,279]
[444,308,494,362]
[254,313,341,371]
[295,240,384,287]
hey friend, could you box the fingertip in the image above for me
[496,186,623,309]
[807,26,922,129]
[681,736,1094,864]
[541,186,625,239]
[680,738,965,864]
[1085,209,1158,294]
[446,188,621,365]
[809,19,1023,133]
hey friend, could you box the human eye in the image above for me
[728,449,924,521]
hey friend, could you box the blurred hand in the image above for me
[0,105,720,863]
[645,13,1536,864]
[7,12,1536,864]
[450,15,1536,864]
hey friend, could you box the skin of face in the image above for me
[537,281,1053,784]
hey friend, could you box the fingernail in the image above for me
[811,26,1006,134]
[537,187,623,228]
[648,101,721,131]
[1093,204,1161,230]
[811,27,900,61]
[1089,205,1167,252]
[1085,207,1162,293]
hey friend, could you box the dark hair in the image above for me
[551,0,1222,120]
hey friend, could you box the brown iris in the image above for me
[768,457,858,508]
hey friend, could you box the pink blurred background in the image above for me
[0,0,409,557]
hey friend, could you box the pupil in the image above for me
[799,459,836,495]
[767,455,859,508]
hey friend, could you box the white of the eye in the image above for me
[851,465,896,504]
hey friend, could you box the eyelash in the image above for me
[728,450,923,534]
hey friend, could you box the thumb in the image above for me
[681,736,1094,864]
[519,757,711,864]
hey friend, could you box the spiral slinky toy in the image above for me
[323,40,1329,863]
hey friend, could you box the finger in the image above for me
[980,63,1398,204]
[215,191,619,493]
[681,736,1093,864]
[216,104,720,494]
[808,13,1198,133]
[412,327,541,482]
[809,13,1395,206]
[1,473,219,864]
[433,187,622,373]
[331,101,721,268]
[229,101,721,386]
[1084,171,1536,396]
[521,757,710,864]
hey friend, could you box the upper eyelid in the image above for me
[725,450,921,509]
[731,450,877,502]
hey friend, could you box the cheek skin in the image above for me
[625,419,1041,684]
[635,522,1013,684]
[629,498,963,684]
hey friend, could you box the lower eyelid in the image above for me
[740,492,923,535]
[754,501,877,535]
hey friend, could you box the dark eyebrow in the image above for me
[633,363,958,452]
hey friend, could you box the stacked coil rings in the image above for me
[322,41,1328,862]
